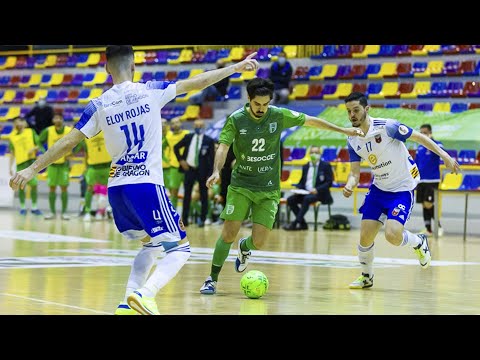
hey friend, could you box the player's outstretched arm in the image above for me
[206,143,230,189]
[9,129,86,191]
[304,115,364,137]
[176,52,259,96]
[409,130,460,174]
[343,162,361,198]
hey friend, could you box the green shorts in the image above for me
[220,185,280,230]
[17,160,37,187]
[164,167,184,189]
[85,164,110,186]
[47,164,70,187]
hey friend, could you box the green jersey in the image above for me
[219,104,305,191]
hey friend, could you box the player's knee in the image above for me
[384,228,402,246]
[423,201,433,209]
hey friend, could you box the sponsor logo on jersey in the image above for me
[125,93,148,105]
[399,125,409,135]
[371,160,391,170]
[257,166,273,173]
[246,153,276,162]
[151,226,164,234]
[104,99,123,108]
[375,134,382,143]
[117,151,148,165]
[392,207,400,216]
[267,180,273,186]
[289,110,300,117]
[269,122,277,133]
[239,165,253,172]
[357,145,361,151]
[368,154,378,165]
[240,129,247,135]
[111,164,150,177]
[410,166,419,178]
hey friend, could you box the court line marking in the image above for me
[0,292,111,315]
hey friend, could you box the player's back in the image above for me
[76,80,177,187]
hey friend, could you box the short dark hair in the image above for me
[420,124,432,132]
[246,78,274,99]
[106,45,134,67]
[345,92,369,107]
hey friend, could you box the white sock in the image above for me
[140,242,191,298]
[123,246,161,302]
[358,243,374,278]
[401,230,422,248]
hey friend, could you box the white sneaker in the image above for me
[199,276,217,295]
[44,213,55,220]
[204,219,212,226]
[414,234,431,269]
[95,212,104,221]
[235,237,251,273]
[437,227,444,237]
[83,213,92,222]
[61,213,70,221]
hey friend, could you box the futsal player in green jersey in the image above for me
[200,78,363,294]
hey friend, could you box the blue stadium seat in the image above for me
[450,103,468,113]
[459,174,480,190]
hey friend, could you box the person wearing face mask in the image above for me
[268,51,292,105]
[174,119,215,227]
[25,97,55,135]
[283,146,334,231]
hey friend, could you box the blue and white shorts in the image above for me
[359,184,415,225]
[108,183,187,248]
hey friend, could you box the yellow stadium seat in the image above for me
[45,54,57,67]
[180,105,200,121]
[42,73,64,87]
[84,72,108,86]
[281,169,303,190]
[19,73,42,88]
[317,64,338,80]
[400,81,431,99]
[229,47,245,61]
[0,56,17,70]
[5,107,20,120]
[352,45,380,58]
[134,51,146,65]
[369,62,397,78]
[324,83,352,100]
[133,71,142,82]
[176,90,201,103]
[188,69,204,78]
[414,60,443,77]
[433,102,451,112]
[88,88,104,100]
[423,45,441,54]
[242,70,256,81]
[283,45,297,58]
[369,82,399,99]
[0,90,16,104]
[168,49,193,64]
[86,53,101,67]
[337,103,347,110]
[440,173,463,190]
[288,84,309,100]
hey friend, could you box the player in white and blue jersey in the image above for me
[415,124,444,236]
[9,45,259,314]
[342,92,460,289]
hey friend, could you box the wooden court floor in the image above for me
[0,209,479,315]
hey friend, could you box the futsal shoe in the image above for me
[414,234,431,269]
[127,290,160,315]
[114,302,137,315]
[349,273,374,289]
[235,237,251,273]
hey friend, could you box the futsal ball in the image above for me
[240,270,269,299]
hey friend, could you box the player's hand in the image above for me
[233,52,259,73]
[206,171,220,189]
[343,186,353,198]
[9,167,36,191]
[443,156,461,174]
[344,128,364,137]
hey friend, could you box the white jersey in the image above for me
[75,80,176,188]
[347,117,420,192]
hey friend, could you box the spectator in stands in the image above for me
[415,124,444,237]
[190,59,230,105]
[174,119,215,227]
[25,97,54,135]
[269,51,292,104]
[283,146,333,231]
[8,117,43,215]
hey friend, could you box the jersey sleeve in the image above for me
[385,119,413,142]
[280,108,306,128]
[146,81,177,108]
[347,141,362,162]
[219,116,236,146]
[75,101,101,138]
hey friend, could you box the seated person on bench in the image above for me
[283,146,333,231]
